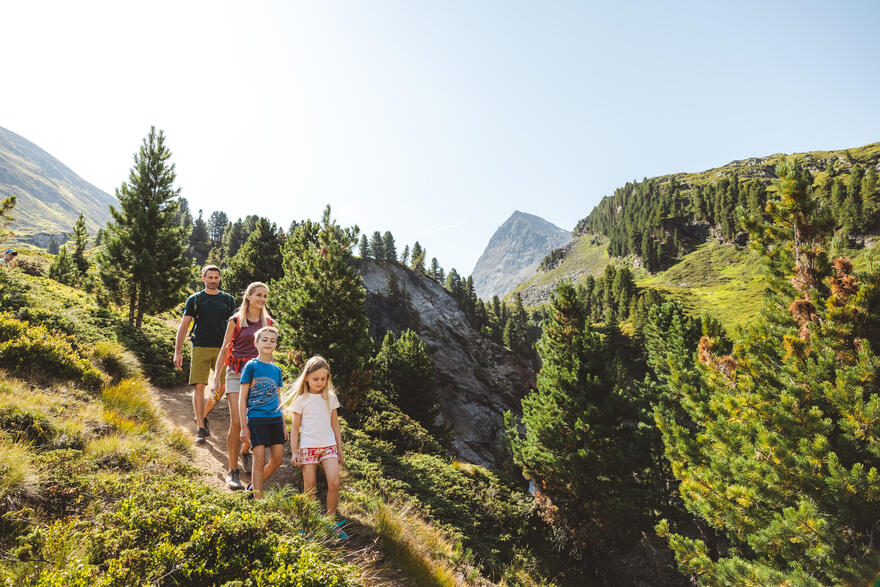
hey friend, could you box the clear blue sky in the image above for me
[2,1,878,274]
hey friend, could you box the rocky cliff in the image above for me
[357,259,535,469]
[471,211,571,301]
[0,126,116,247]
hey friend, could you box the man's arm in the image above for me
[173,315,193,370]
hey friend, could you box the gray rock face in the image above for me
[472,211,571,301]
[358,259,534,468]
[0,126,116,246]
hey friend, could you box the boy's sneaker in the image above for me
[226,469,244,490]
[195,427,208,445]
[203,418,210,437]
[239,451,252,473]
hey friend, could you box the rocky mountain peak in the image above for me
[471,211,571,301]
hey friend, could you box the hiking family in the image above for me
[172,265,344,523]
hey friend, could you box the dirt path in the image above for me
[151,381,413,586]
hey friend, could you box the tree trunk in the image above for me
[128,282,138,327]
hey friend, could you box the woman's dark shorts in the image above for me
[248,418,285,447]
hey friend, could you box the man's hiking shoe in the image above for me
[203,418,210,437]
[195,427,208,445]
[240,451,252,473]
[226,469,244,490]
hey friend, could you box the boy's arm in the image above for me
[239,382,251,443]
[173,315,192,370]
[290,412,302,465]
[330,409,344,466]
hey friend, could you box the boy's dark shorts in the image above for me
[248,418,285,447]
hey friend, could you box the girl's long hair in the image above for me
[237,282,271,328]
[281,355,335,411]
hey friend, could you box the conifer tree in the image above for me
[98,127,191,328]
[0,195,15,244]
[381,231,396,261]
[429,257,441,280]
[369,231,385,260]
[273,206,372,398]
[207,211,228,248]
[48,245,79,286]
[223,218,284,296]
[358,234,369,258]
[69,213,90,277]
[371,329,438,429]
[400,244,409,266]
[506,282,654,570]
[48,236,60,255]
[188,210,211,263]
[658,157,880,585]
[222,219,246,259]
[410,241,426,274]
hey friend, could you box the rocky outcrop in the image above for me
[471,211,571,301]
[357,259,535,469]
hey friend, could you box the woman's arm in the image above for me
[330,409,344,466]
[290,412,302,465]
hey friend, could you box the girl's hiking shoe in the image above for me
[226,469,244,490]
[334,520,349,541]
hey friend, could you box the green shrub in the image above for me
[0,314,104,391]
[114,320,187,387]
[359,389,444,454]
[0,407,56,446]
[0,435,41,507]
[100,379,158,427]
[90,341,143,382]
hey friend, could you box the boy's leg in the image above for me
[301,463,318,498]
[263,444,284,483]
[321,457,341,516]
[252,444,267,498]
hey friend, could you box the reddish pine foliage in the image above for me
[827,256,859,302]
[697,336,714,366]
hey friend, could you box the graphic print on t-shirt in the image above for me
[249,376,278,411]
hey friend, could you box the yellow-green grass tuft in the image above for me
[0,434,43,504]
[101,378,159,427]
[90,340,143,382]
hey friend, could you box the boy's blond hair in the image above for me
[254,325,279,343]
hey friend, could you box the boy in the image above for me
[238,326,286,498]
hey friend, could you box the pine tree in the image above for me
[382,231,396,262]
[371,329,438,429]
[69,213,90,277]
[410,241,426,274]
[0,195,15,244]
[207,210,229,248]
[429,257,441,280]
[223,219,246,259]
[189,210,211,263]
[400,244,410,266]
[369,231,385,260]
[222,218,284,296]
[273,206,372,399]
[48,236,60,255]
[97,126,192,329]
[48,245,79,286]
[358,234,369,258]
[658,157,880,584]
[506,282,654,569]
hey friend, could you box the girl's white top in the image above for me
[291,391,340,448]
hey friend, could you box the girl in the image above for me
[286,356,345,517]
[210,281,273,491]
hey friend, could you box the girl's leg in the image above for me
[301,463,318,499]
[226,393,241,471]
[263,444,284,483]
[320,457,341,516]
[251,445,267,498]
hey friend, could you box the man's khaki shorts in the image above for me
[189,346,226,385]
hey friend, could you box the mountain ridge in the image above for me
[0,125,116,247]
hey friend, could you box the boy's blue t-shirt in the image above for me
[239,358,283,421]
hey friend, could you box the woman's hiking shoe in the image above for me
[195,427,208,445]
[239,451,253,473]
[226,469,244,490]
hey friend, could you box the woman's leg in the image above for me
[320,457,341,516]
[226,392,240,471]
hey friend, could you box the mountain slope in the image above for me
[0,126,116,247]
[471,210,571,300]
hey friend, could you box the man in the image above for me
[173,265,236,444]
[0,248,17,267]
